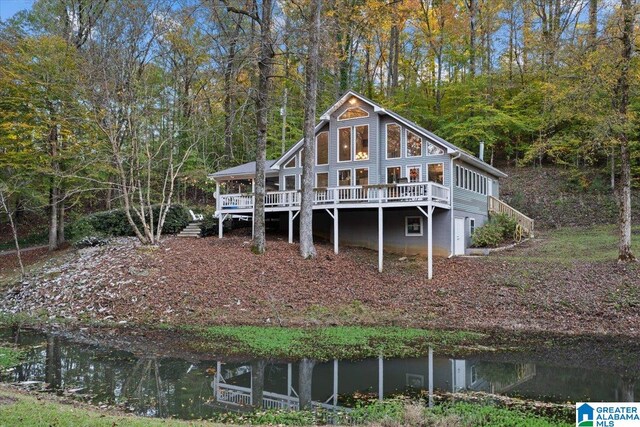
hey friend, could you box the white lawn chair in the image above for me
[189,209,204,221]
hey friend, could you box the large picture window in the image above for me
[355,125,369,160]
[338,169,352,186]
[387,166,401,184]
[427,163,444,184]
[386,123,401,158]
[316,132,328,165]
[406,130,423,157]
[338,127,351,162]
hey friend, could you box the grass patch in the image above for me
[502,225,640,263]
[424,402,572,427]
[194,326,484,360]
[0,387,227,427]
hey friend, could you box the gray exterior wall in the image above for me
[312,207,450,257]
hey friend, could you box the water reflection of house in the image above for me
[209,352,539,412]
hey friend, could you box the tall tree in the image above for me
[614,0,636,262]
[221,0,276,254]
[299,0,323,259]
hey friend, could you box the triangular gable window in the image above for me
[338,107,369,121]
[427,143,445,155]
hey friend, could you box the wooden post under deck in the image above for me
[288,210,293,243]
[427,206,433,280]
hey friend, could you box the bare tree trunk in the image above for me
[0,190,24,278]
[466,0,477,77]
[251,0,274,255]
[251,360,266,409]
[588,0,597,49]
[615,0,636,263]
[223,20,242,164]
[300,0,322,259]
[57,201,65,247]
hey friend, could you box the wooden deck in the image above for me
[216,181,451,214]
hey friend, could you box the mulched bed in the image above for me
[1,231,639,338]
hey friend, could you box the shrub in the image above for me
[78,205,190,238]
[67,217,101,242]
[200,214,217,237]
[471,213,518,248]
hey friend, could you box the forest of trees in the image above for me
[0,0,637,260]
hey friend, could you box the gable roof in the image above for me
[209,160,278,181]
[271,90,506,178]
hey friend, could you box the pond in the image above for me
[1,328,638,420]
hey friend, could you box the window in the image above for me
[316,172,328,188]
[407,165,421,183]
[284,156,296,168]
[387,166,401,184]
[299,148,305,167]
[405,216,423,236]
[427,163,444,184]
[455,165,460,187]
[338,106,368,120]
[386,123,401,158]
[406,130,423,157]
[338,169,352,186]
[427,142,445,155]
[338,127,351,162]
[284,175,296,190]
[355,125,369,160]
[316,132,328,165]
[355,168,368,186]
[469,218,476,236]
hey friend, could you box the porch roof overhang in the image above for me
[208,160,279,182]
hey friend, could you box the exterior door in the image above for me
[454,218,465,255]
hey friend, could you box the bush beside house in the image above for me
[471,213,518,248]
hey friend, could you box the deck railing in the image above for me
[218,181,450,211]
[488,196,535,237]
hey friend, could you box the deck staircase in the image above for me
[177,221,202,238]
[488,196,535,237]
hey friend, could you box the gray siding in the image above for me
[452,160,494,216]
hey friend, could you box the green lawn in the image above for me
[501,225,640,263]
[195,325,484,360]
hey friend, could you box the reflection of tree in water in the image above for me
[122,357,168,417]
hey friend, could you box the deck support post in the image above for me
[218,213,223,239]
[333,208,339,254]
[251,180,255,239]
[378,207,383,272]
[428,205,434,280]
[428,347,434,407]
[288,210,293,244]
[378,355,384,401]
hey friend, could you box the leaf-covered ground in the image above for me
[0,225,638,338]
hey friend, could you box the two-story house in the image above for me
[210,91,533,279]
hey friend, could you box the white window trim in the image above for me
[337,168,352,187]
[427,162,445,185]
[354,124,369,162]
[406,165,422,183]
[337,106,369,121]
[405,216,424,237]
[469,218,476,235]
[315,131,329,166]
[385,123,402,160]
[405,129,423,158]
[337,126,352,163]
[386,166,402,184]
[354,167,369,186]
[283,174,297,191]
[315,171,329,188]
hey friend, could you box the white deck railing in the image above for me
[218,181,450,211]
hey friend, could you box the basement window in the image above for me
[405,216,423,236]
